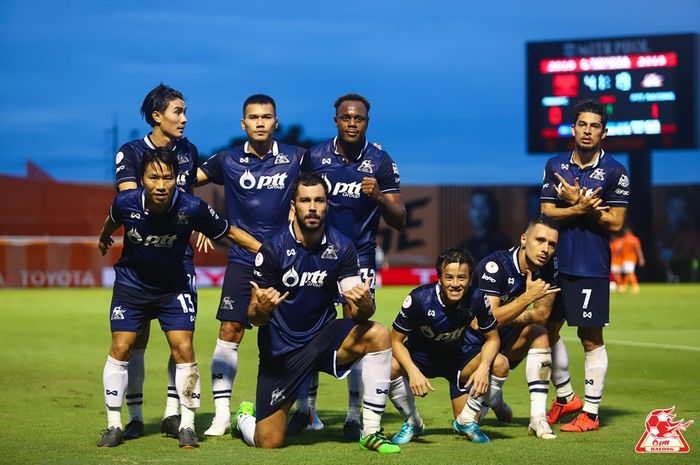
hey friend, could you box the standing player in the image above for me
[294,93,406,438]
[620,227,645,294]
[114,84,200,439]
[467,216,560,439]
[540,99,629,432]
[97,149,260,448]
[233,173,400,454]
[196,95,307,436]
[388,248,506,444]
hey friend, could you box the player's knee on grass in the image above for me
[219,320,245,343]
[254,415,287,449]
[492,353,510,377]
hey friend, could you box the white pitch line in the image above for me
[562,337,700,352]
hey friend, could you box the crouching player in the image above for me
[388,248,507,444]
[233,173,400,453]
[96,148,260,448]
[467,216,560,439]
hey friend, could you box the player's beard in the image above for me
[296,214,323,234]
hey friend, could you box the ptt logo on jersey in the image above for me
[143,234,177,247]
[323,175,362,198]
[481,273,496,283]
[127,227,143,244]
[274,153,290,165]
[618,174,630,188]
[239,170,287,190]
[636,406,693,453]
[282,267,327,288]
[321,245,338,260]
[590,168,606,181]
[357,159,374,174]
[111,306,125,320]
[419,325,465,343]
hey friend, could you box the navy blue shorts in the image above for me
[255,319,357,421]
[109,285,196,333]
[406,344,482,399]
[216,261,253,324]
[551,273,610,327]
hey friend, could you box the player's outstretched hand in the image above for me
[554,173,581,205]
[408,371,435,397]
[361,177,382,203]
[466,365,490,398]
[196,232,214,253]
[98,235,114,256]
[251,281,289,314]
[524,270,560,302]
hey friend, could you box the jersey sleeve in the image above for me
[392,290,422,334]
[199,151,226,185]
[184,143,200,191]
[376,152,401,193]
[337,241,361,281]
[115,145,140,187]
[108,192,126,224]
[253,241,279,289]
[475,259,505,296]
[540,159,559,203]
[471,293,498,333]
[603,166,630,207]
[194,199,229,240]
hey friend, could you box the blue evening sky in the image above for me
[1,1,698,185]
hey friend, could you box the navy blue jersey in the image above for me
[115,135,199,192]
[392,282,497,355]
[253,224,360,358]
[200,141,306,266]
[541,151,629,278]
[470,246,559,319]
[303,138,401,264]
[110,188,229,295]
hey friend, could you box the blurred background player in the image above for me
[387,248,506,444]
[466,216,560,440]
[540,99,629,432]
[457,189,511,263]
[292,93,406,438]
[609,232,624,292]
[196,95,307,436]
[619,227,645,294]
[233,173,400,453]
[113,84,200,439]
[97,148,260,448]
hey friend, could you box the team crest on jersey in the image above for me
[111,306,125,320]
[392,163,400,175]
[485,261,499,273]
[177,154,189,164]
[357,159,374,174]
[590,168,606,181]
[321,245,338,260]
[274,153,290,165]
[220,296,234,310]
[127,227,143,244]
[175,211,189,224]
[618,174,630,188]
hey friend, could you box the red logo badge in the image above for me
[635,406,693,453]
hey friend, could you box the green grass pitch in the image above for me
[1,284,699,464]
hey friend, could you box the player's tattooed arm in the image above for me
[361,178,406,230]
[98,216,122,256]
[488,270,559,328]
[391,329,434,397]
[511,291,556,326]
[247,281,289,326]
